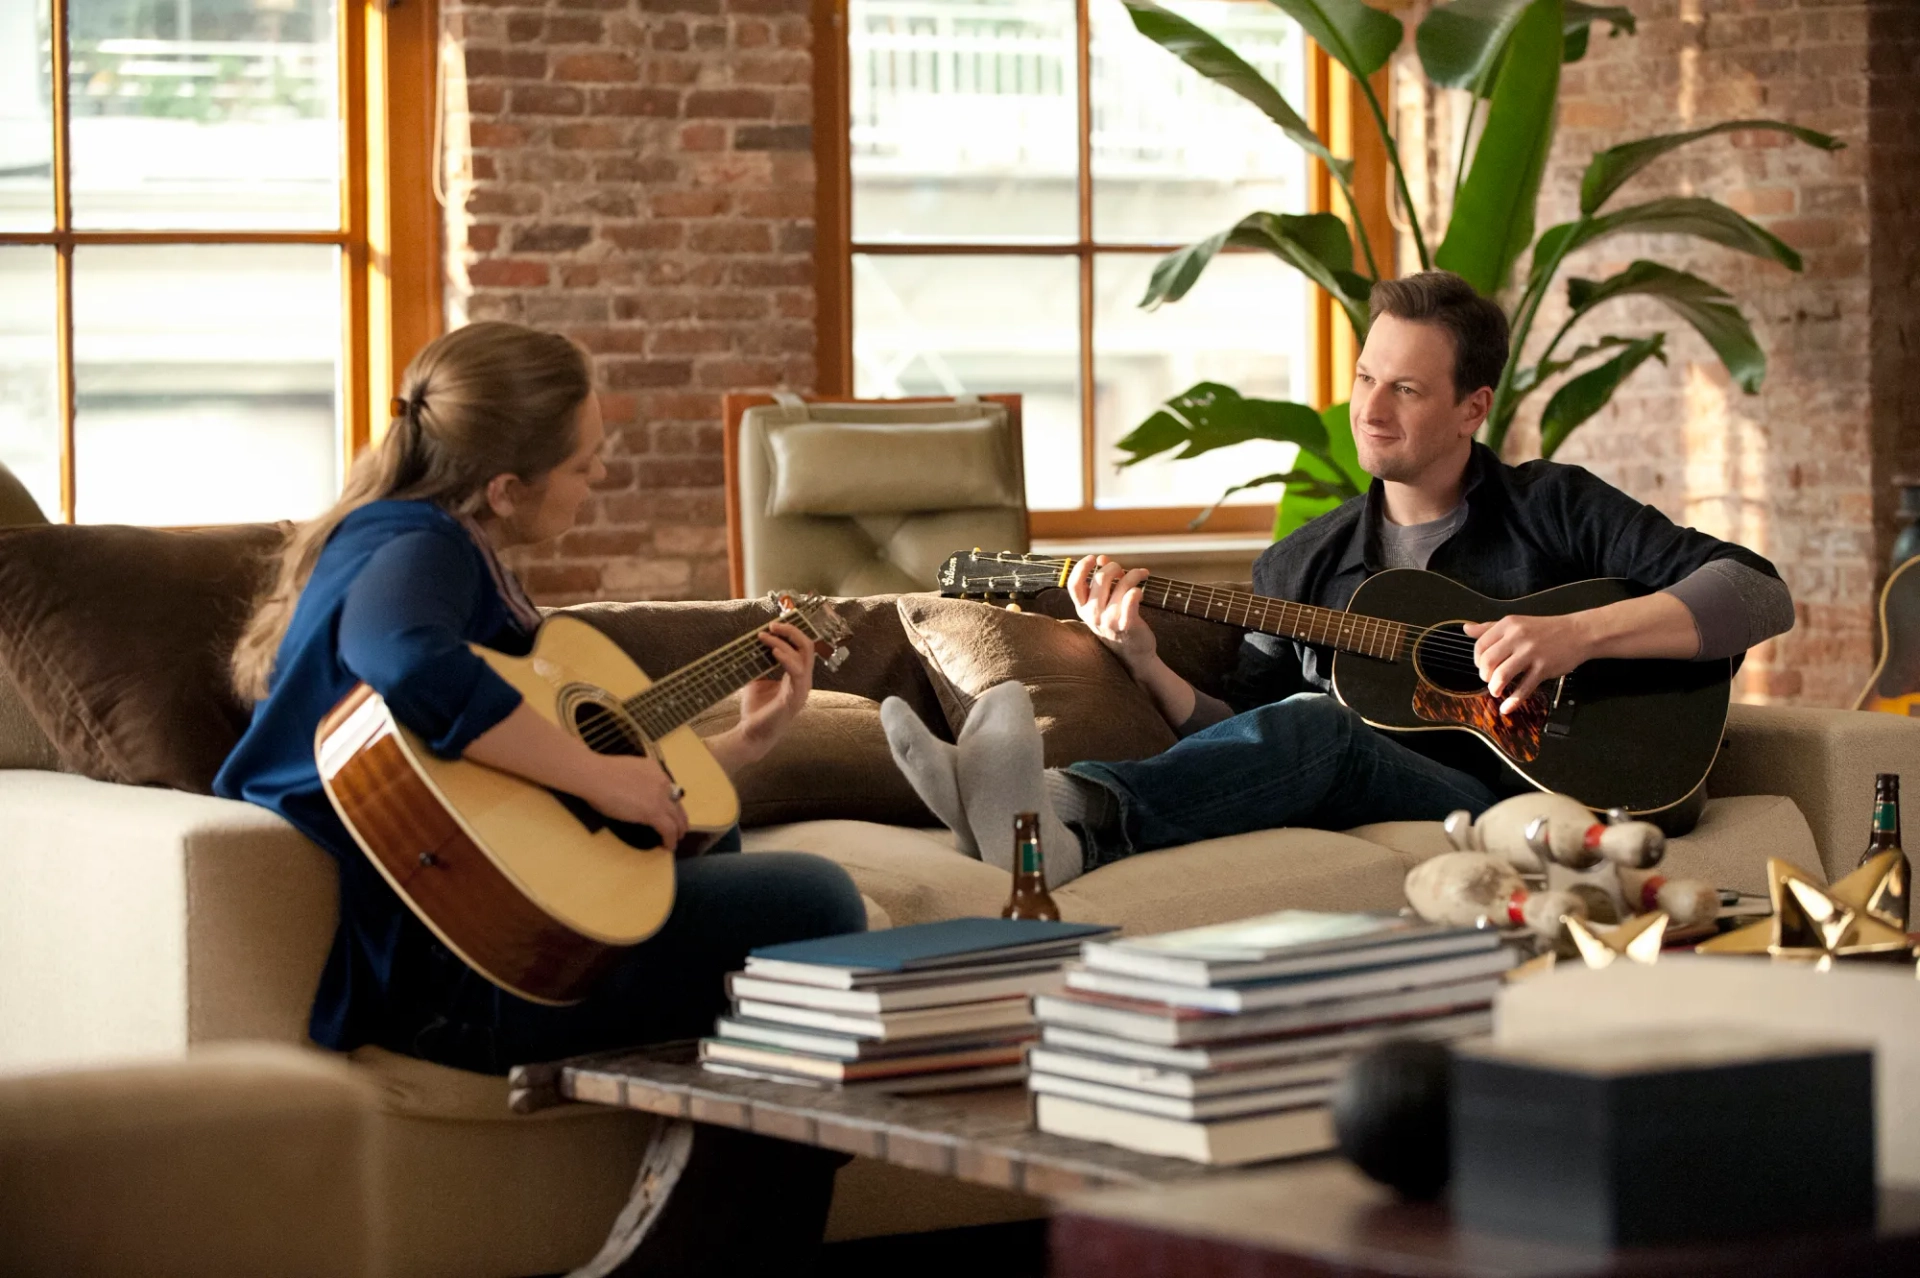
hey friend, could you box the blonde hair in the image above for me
[230,321,592,701]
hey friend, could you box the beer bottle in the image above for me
[1002,812,1060,922]
[1858,773,1909,930]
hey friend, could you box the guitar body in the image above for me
[1333,571,1731,821]
[1857,556,1920,717]
[316,614,741,1005]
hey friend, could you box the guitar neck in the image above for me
[1020,559,1411,661]
[620,610,821,741]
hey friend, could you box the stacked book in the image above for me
[1031,910,1516,1165]
[701,917,1115,1093]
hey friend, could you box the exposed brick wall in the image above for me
[1517,0,1883,707]
[440,0,817,605]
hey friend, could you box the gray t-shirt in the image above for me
[1377,502,1468,570]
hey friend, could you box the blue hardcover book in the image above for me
[751,918,1116,973]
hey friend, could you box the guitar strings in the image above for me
[966,557,1519,678]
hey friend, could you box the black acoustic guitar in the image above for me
[938,551,1731,826]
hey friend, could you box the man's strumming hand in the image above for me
[1463,591,1701,717]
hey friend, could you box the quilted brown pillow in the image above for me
[0,523,283,792]
[895,594,1177,768]
[691,691,935,828]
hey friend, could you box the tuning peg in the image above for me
[1005,603,1023,613]
[825,644,850,672]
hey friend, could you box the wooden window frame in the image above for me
[0,0,441,522]
[812,0,1391,541]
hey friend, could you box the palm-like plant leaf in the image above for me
[1580,120,1841,215]
[1434,0,1562,295]
[1116,382,1332,466]
[1419,0,1631,95]
[1123,0,1349,182]
[1274,401,1367,538]
[1265,0,1403,80]
[1566,262,1765,392]
[1560,1,1634,60]
[1531,196,1803,286]
[1509,334,1636,396]
[1141,212,1371,337]
[1538,332,1667,456]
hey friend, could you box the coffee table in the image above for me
[1053,1159,1920,1278]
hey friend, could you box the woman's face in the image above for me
[488,394,607,547]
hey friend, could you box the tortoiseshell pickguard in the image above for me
[1410,680,1548,762]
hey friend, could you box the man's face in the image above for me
[1349,314,1492,484]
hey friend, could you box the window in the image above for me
[0,0,438,524]
[817,0,1328,536]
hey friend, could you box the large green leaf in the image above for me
[1141,212,1372,337]
[1566,261,1766,392]
[1274,401,1368,539]
[1510,334,1635,397]
[1124,0,1349,181]
[1538,332,1666,456]
[1580,120,1842,215]
[1419,0,1629,95]
[1433,0,1561,295]
[1264,0,1403,80]
[1561,2,1633,61]
[1562,196,1804,270]
[1116,382,1331,467]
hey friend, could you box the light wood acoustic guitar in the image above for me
[1857,556,1920,717]
[940,551,1732,829]
[315,597,851,1005]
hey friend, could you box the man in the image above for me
[882,271,1794,885]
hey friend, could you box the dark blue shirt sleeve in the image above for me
[337,529,524,758]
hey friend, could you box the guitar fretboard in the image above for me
[617,609,821,744]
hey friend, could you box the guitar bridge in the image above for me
[1544,676,1577,738]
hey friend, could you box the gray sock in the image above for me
[1044,769,1121,841]
[955,681,1084,888]
[880,697,978,859]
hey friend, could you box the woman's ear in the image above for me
[484,472,521,520]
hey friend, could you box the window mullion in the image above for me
[49,0,75,522]
[1075,0,1094,512]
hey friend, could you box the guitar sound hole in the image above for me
[571,700,643,758]
[1411,623,1487,695]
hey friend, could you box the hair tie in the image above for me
[389,391,428,422]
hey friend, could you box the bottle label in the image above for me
[1875,802,1899,834]
[1018,840,1042,875]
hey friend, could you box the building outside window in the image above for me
[0,0,354,525]
[838,0,1316,531]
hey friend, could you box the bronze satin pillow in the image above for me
[895,594,1177,768]
[691,691,935,828]
[0,523,284,793]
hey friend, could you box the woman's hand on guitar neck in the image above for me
[707,621,817,774]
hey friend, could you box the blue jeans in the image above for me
[1066,693,1510,871]
[387,834,868,1075]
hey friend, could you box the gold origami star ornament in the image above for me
[1696,855,1912,963]
[1566,912,1668,968]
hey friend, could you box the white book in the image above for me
[700,1037,1030,1083]
[702,1060,1029,1094]
[727,970,1062,1014]
[1039,1008,1494,1072]
[713,1017,1034,1061]
[1034,1092,1336,1165]
[1063,946,1517,1013]
[1026,1048,1345,1099]
[1033,977,1501,1046]
[1081,929,1498,988]
[733,996,1034,1041]
[1029,1071,1334,1121]
[1094,909,1479,963]
[743,956,1069,990]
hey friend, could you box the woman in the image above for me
[215,320,866,1075]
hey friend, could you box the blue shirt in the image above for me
[214,499,531,1050]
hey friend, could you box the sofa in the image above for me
[2,521,1916,1277]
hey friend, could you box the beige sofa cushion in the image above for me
[1349,792,1821,897]
[692,690,934,828]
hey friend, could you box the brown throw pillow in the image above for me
[691,691,935,828]
[0,523,283,793]
[896,594,1177,768]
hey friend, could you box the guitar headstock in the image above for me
[936,550,1071,603]
[767,591,852,672]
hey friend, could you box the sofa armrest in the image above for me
[1707,704,1920,881]
[0,772,337,1070]
[0,1044,377,1278]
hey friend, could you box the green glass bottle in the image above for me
[1001,812,1060,922]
